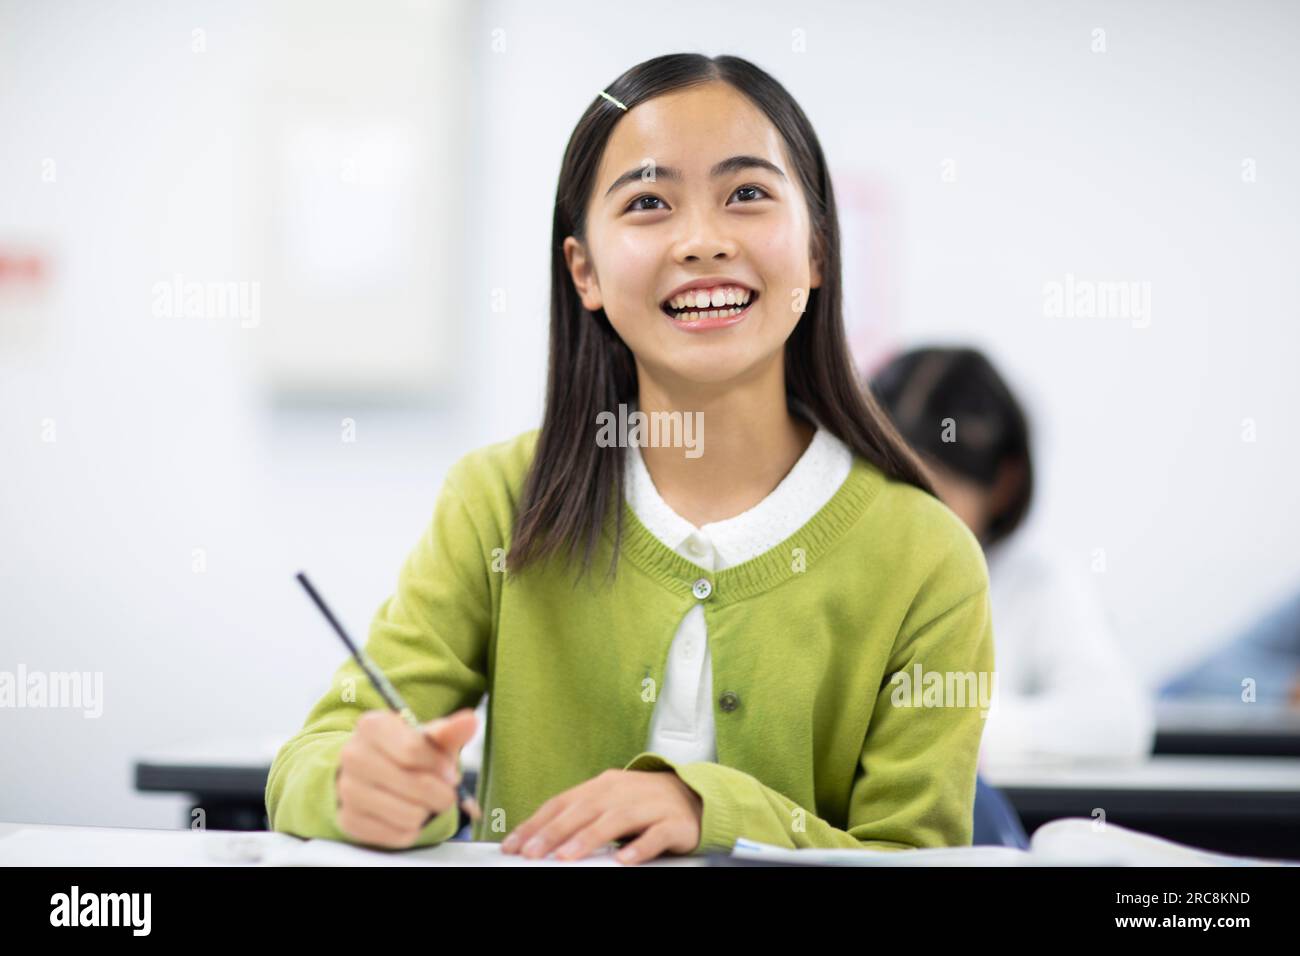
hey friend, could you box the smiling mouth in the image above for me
[660,289,760,322]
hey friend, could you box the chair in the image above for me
[972,774,1029,848]
[448,770,479,841]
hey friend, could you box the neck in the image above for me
[634,367,815,528]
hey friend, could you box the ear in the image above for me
[990,457,1026,513]
[806,229,825,291]
[563,236,603,312]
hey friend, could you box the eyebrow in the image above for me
[603,155,787,198]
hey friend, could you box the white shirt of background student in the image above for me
[926,458,1155,766]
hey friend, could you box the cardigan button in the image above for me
[691,578,713,600]
[719,691,740,713]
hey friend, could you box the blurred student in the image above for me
[870,346,1155,764]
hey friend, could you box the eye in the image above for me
[625,194,668,213]
[730,184,770,203]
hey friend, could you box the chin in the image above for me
[661,350,766,388]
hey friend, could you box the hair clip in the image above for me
[598,90,628,111]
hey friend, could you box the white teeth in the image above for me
[672,305,746,322]
[666,285,752,310]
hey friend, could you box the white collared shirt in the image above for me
[624,402,854,765]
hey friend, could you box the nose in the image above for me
[672,208,738,263]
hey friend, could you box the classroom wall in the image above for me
[1,0,1297,827]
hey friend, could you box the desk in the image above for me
[139,744,1300,859]
[134,738,486,836]
[134,737,289,830]
[1154,699,1300,757]
[984,755,1300,858]
[0,822,709,866]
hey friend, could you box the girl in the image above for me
[871,346,1154,764]
[266,53,994,864]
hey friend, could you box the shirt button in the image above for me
[692,578,712,600]
[719,691,740,713]
[686,535,707,557]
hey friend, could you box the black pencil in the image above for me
[295,570,482,825]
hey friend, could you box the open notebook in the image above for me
[731,818,1298,867]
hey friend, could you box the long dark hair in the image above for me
[869,346,1034,549]
[505,53,936,584]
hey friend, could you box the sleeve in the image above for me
[622,586,996,853]
[264,463,493,846]
[978,557,1154,765]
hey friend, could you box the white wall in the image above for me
[0,0,489,827]
[1,0,1297,827]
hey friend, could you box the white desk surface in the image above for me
[0,822,707,867]
[5,820,1292,867]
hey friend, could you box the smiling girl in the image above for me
[266,53,995,864]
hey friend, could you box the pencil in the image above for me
[295,570,482,825]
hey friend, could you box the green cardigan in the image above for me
[266,428,995,853]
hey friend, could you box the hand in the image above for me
[335,707,478,848]
[500,768,703,865]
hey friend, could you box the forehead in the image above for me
[596,83,786,189]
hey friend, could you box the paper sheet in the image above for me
[730,820,1298,867]
[273,838,628,867]
[730,838,1033,867]
[0,828,653,867]
[1028,818,1296,867]
[0,828,302,867]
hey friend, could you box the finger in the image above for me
[363,716,458,775]
[422,709,478,753]
[345,733,457,799]
[335,780,421,848]
[336,772,431,834]
[501,788,577,854]
[338,806,418,849]
[517,799,607,860]
[501,768,625,854]
[613,822,675,865]
[343,742,458,811]
[551,806,647,861]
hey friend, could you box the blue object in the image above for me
[972,774,1029,849]
[1160,585,1300,705]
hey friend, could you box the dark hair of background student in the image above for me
[869,346,1034,550]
